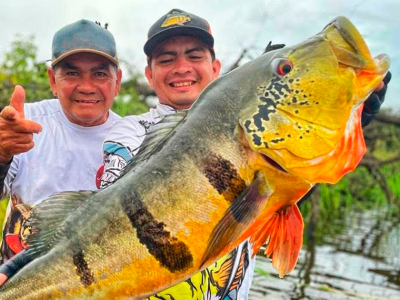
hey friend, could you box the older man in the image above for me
[0,19,121,272]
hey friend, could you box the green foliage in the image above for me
[0,35,52,106]
[299,120,400,248]
[112,76,149,117]
[0,199,8,234]
[254,267,271,277]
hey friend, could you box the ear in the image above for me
[114,68,123,97]
[47,67,58,97]
[212,59,222,80]
[145,66,154,88]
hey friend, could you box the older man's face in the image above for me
[145,36,221,109]
[48,53,122,127]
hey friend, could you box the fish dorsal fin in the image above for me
[251,204,304,278]
[121,111,187,177]
[200,172,272,268]
[25,191,95,259]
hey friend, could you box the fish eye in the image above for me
[272,58,293,76]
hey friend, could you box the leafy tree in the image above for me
[0,35,51,107]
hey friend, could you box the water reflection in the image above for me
[249,205,400,300]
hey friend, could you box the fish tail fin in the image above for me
[251,204,303,278]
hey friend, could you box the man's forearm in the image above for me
[0,249,31,280]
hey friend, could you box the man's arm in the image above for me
[0,86,42,285]
[0,86,42,197]
[0,250,31,285]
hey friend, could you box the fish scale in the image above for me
[0,16,390,299]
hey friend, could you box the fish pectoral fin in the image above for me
[263,204,304,278]
[200,172,271,268]
[25,191,95,259]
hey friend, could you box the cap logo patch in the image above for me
[161,11,191,27]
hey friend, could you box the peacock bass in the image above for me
[0,16,390,299]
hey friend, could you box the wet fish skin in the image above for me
[0,16,390,299]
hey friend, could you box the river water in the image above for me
[249,207,400,300]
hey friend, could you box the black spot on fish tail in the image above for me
[121,195,193,273]
[203,153,247,203]
[72,248,95,287]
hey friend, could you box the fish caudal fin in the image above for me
[251,204,303,278]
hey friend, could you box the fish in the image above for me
[0,16,390,299]
[161,11,191,27]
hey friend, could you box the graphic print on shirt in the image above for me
[100,119,160,188]
[147,242,251,300]
[0,194,32,264]
[100,141,134,188]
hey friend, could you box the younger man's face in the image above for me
[145,36,221,109]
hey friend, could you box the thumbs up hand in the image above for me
[0,86,42,164]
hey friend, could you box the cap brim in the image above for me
[51,49,119,67]
[144,26,214,56]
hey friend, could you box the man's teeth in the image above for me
[76,100,99,103]
[172,81,194,87]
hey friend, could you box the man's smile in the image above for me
[170,81,196,88]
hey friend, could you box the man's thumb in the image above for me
[10,85,26,118]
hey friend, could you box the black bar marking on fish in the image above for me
[72,248,95,287]
[203,153,247,203]
[248,76,294,136]
[121,194,193,273]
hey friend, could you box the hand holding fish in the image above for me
[362,71,392,127]
[0,86,42,164]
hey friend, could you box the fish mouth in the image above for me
[324,16,390,98]
[238,126,288,173]
[261,154,288,173]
